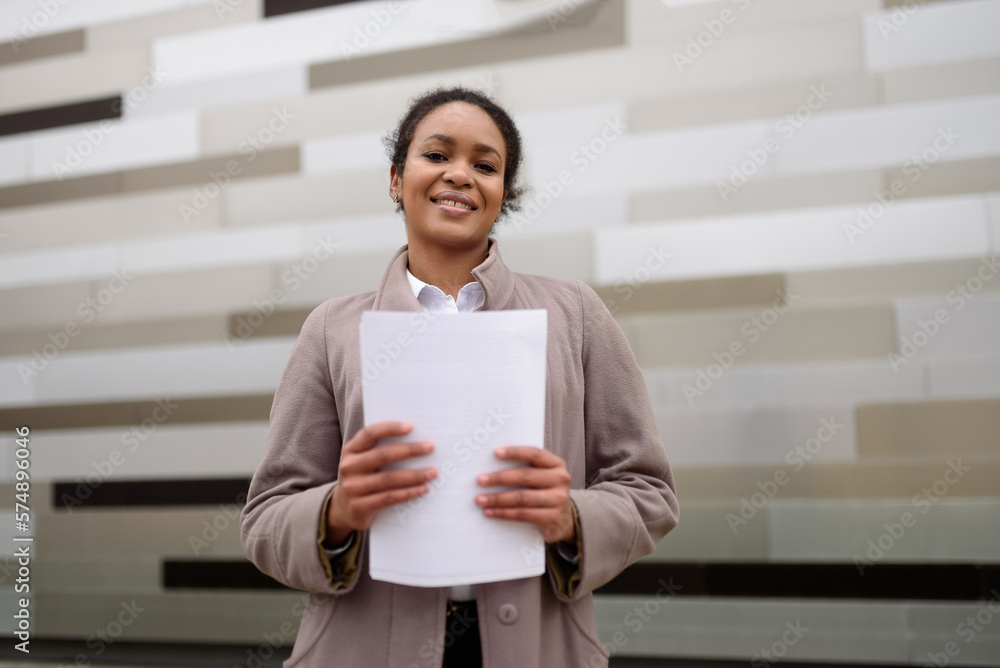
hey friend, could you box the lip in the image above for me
[430,191,477,211]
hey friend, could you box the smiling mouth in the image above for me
[431,197,476,211]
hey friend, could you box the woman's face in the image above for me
[390,101,507,252]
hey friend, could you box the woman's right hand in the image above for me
[325,421,436,545]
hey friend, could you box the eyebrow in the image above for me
[420,133,503,163]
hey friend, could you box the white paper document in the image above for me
[359,309,548,587]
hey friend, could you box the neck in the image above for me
[406,238,491,301]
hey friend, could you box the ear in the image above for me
[389,164,401,198]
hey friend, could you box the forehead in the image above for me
[411,102,505,155]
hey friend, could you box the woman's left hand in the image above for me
[475,447,576,544]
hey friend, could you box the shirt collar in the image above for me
[373,238,515,313]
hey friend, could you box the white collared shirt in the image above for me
[406,268,484,314]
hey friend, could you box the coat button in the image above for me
[498,603,518,625]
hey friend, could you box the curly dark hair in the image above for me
[382,86,526,229]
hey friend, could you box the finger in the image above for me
[480,507,560,525]
[477,465,570,489]
[342,467,437,498]
[348,483,432,517]
[341,439,433,475]
[475,489,564,508]
[495,446,562,467]
[343,421,413,454]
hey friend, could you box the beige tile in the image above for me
[0,47,149,114]
[0,281,92,331]
[0,172,117,211]
[594,273,786,314]
[120,145,300,194]
[309,0,623,90]
[276,246,397,307]
[629,74,880,133]
[34,590,306,643]
[0,315,229,357]
[882,57,1000,106]
[225,169,387,227]
[228,308,310,340]
[885,155,1000,202]
[0,395,273,432]
[640,502,768,562]
[858,398,1000,457]
[786,257,1000,306]
[494,231,594,283]
[0,188,221,253]
[93,264,274,324]
[0,29,84,67]
[625,304,894,367]
[631,169,884,222]
[32,555,159,592]
[87,0,260,51]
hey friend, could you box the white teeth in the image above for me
[435,199,473,210]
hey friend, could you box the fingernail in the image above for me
[423,441,434,452]
[426,469,437,480]
[400,421,412,430]
[477,474,489,485]
[476,495,487,505]
[496,447,506,458]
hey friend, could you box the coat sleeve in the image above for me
[240,300,363,595]
[548,281,679,602]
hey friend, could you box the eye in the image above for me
[424,152,446,161]
[476,162,498,174]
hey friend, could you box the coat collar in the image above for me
[371,238,516,312]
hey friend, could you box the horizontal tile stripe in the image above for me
[52,477,250,509]
[858,398,1000,456]
[0,29,85,67]
[265,0,363,19]
[0,95,121,138]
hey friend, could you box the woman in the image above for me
[241,86,679,668]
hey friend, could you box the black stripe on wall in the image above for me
[0,95,122,137]
[162,559,1000,602]
[53,477,251,510]
[601,562,1000,602]
[264,0,360,18]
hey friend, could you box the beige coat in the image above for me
[241,239,679,668]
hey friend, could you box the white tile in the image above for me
[126,66,308,119]
[302,130,387,175]
[117,226,301,276]
[0,135,27,187]
[30,338,293,406]
[152,0,571,85]
[864,0,1000,72]
[0,359,35,407]
[299,215,406,257]
[19,422,269,482]
[895,292,1000,362]
[776,95,1000,176]
[928,357,1000,398]
[515,102,628,163]
[768,498,1000,562]
[0,244,117,290]
[27,110,199,182]
[0,0,211,38]
[500,193,628,237]
[571,119,773,195]
[646,360,926,410]
[654,406,855,466]
[595,195,989,283]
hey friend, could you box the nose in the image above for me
[442,160,473,188]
